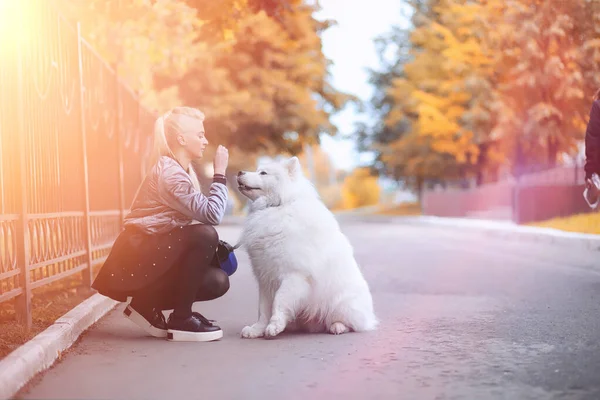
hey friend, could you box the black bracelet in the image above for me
[213,174,226,185]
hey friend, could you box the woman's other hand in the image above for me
[585,174,600,205]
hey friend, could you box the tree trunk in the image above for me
[548,136,558,168]
[415,176,424,203]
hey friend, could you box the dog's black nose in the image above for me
[237,171,245,177]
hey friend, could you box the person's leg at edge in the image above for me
[164,225,230,341]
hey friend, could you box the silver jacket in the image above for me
[123,156,229,234]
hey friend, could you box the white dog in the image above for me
[235,157,378,339]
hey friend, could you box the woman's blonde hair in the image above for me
[595,88,600,101]
[153,106,205,191]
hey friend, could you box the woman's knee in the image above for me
[185,224,219,250]
[200,269,230,300]
[212,269,230,297]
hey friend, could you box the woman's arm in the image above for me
[584,100,600,209]
[157,160,229,225]
[584,100,600,179]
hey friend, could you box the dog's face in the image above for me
[237,157,303,205]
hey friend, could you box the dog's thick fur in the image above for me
[236,157,378,338]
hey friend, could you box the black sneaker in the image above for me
[123,304,168,338]
[167,313,223,342]
[192,312,216,325]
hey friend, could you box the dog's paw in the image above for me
[329,322,350,335]
[264,322,285,339]
[241,325,265,339]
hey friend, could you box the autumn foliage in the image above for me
[360,0,600,191]
[339,168,381,210]
[58,0,351,171]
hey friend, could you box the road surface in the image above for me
[17,217,600,400]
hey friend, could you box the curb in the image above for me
[0,293,118,400]
[393,216,600,252]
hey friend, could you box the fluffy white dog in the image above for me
[235,157,378,339]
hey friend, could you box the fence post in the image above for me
[137,97,147,184]
[512,177,520,224]
[114,69,126,226]
[14,31,32,330]
[76,22,94,287]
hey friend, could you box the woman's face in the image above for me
[177,115,208,159]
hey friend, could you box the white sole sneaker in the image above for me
[123,305,168,338]
[167,328,223,342]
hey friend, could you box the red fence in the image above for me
[423,180,514,218]
[422,165,591,224]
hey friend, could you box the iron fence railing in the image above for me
[0,1,155,329]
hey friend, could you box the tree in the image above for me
[58,0,351,189]
[363,0,598,189]
[573,0,600,127]
[59,0,350,154]
[58,0,205,111]
[164,3,351,155]
[356,26,412,181]
[340,168,381,209]
[361,0,495,191]
[489,0,587,175]
[182,0,300,38]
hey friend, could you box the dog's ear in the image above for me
[286,156,301,178]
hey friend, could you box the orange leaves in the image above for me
[366,0,505,186]
[372,0,598,186]
[340,168,381,209]
[489,0,590,169]
[385,0,490,168]
[63,0,348,155]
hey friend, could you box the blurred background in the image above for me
[5,0,597,219]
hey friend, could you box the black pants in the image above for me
[129,224,230,319]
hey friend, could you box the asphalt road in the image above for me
[17,217,600,400]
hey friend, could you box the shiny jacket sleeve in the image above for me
[156,158,228,225]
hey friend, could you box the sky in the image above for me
[314,0,410,171]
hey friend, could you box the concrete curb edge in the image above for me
[393,215,600,251]
[0,293,118,400]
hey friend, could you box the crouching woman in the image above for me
[92,107,230,342]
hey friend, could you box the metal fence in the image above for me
[0,2,156,329]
